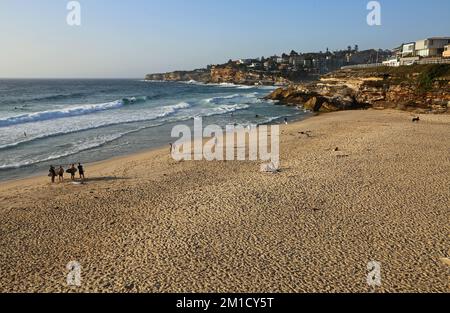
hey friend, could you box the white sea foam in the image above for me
[257,85,278,90]
[0,133,128,170]
[170,101,191,110]
[0,102,192,150]
[141,80,278,91]
[0,100,126,127]
[207,83,276,90]
[197,103,250,118]
[183,80,206,85]
[0,100,251,152]
[237,85,254,89]
[204,93,261,105]
[0,80,304,177]
[217,83,238,87]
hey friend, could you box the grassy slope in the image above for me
[351,64,450,91]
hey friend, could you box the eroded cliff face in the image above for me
[145,67,292,85]
[145,70,210,82]
[210,67,290,85]
[266,65,450,114]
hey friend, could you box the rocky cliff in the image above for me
[266,64,450,114]
[209,67,291,85]
[146,66,296,85]
[145,70,211,82]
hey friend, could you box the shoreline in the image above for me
[0,108,442,188]
[1,109,449,292]
[142,79,289,87]
[0,108,310,185]
[0,112,304,188]
[0,82,300,183]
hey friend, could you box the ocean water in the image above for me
[0,79,307,181]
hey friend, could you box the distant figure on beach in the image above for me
[58,166,64,183]
[169,143,173,155]
[24,132,27,137]
[284,118,288,125]
[67,164,77,180]
[49,166,57,183]
[78,163,85,180]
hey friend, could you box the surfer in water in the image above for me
[78,163,85,181]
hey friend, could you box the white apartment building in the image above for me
[401,42,416,57]
[415,37,450,57]
[443,45,450,58]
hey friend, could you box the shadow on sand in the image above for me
[73,176,130,183]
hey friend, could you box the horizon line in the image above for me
[0,77,144,80]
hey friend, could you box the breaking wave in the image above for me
[0,100,127,127]
[204,93,260,105]
[0,96,157,127]
[0,132,133,170]
[0,102,192,150]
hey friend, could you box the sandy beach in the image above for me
[0,109,448,293]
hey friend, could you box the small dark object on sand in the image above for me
[299,131,312,137]
[334,147,339,152]
[412,117,420,123]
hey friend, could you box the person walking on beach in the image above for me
[58,166,65,183]
[78,163,85,180]
[49,166,57,183]
[68,164,77,181]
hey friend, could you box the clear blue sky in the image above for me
[1,0,449,78]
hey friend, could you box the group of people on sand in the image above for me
[49,163,85,183]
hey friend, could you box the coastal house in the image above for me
[263,60,276,71]
[248,62,262,69]
[289,55,305,67]
[269,55,280,63]
[303,58,313,68]
[401,42,416,58]
[443,45,450,58]
[236,59,252,65]
[383,57,400,67]
[278,63,289,71]
[392,45,403,59]
[276,54,290,64]
[415,37,450,57]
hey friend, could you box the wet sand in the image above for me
[0,109,449,292]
